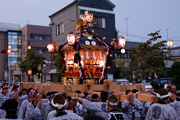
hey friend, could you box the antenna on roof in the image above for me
[26,20,29,25]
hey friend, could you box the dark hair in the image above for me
[126,90,131,95]
[21,88,28,92]
[12,85,19,91]
[27,88,33,95]
[158,88,169,100]
[84,115,105,120]
[176,92,180,101]
[66,96,72,102]
[91,94,99,100]
[108,95,118,102]
[132,89,139,93]
[53,94,66,111]
[2,98,18,119]
[101,91,108,102]
[75,90,81,94]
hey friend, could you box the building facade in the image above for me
[49,0,117,44]
[21,24,52,82]
[0,23,52,82]
[0,22,22,82]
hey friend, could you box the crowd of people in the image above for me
[0,82,179,120]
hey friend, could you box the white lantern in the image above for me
[121,49,125,54]
[118,37,126,48]
[67,34,76,45]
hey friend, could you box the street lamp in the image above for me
[28,41,31,50]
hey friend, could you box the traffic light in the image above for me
[0,49,12,54]
[7,49,12,54]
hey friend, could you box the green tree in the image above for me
[171,61,180,89]
[114,31,170,82]
[18,49,45,82]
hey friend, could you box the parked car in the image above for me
[152,78,173,88]
[141,80,153,92]
[115,79,129,85]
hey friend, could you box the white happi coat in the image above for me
[145,103,179,120]
[0,93,11,107]
[47,110,74,120]
[169,101,180,119]
[0,109,5,118]
[25,101,48,120]
[121,98,143,119]
[82,99,109,119]
[18,99,30,119]
[1,118,22,120]
[49,111,83,120]
[105,109,129,120]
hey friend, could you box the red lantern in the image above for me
[118,37,126,48]
[67,34,76,45]
[28,69,32,75]
[86,13,93,23]
[167,40,173,47]
[47,43,54,52]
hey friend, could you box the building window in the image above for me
[30,34,51,40]
[89,17,106,29]
[56,23,64,36]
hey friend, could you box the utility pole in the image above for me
[125,17,129,40]
[166,28,169,40]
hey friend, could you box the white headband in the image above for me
[107,101,119,106]
[157,93,171,99]
[51,98,67,110]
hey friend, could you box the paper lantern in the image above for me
[118,37,126,48]
[47,43,54,52]
[167,40,173,47]
[121,49,125,54]
[67,34,76,45]
[28,69,32,75]
[86,13,93,23]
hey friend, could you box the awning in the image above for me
[48,69,60,74]
[13,70,22,75]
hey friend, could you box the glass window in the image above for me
[60,23,64,34]
[45,35,51,40]
[56,25,60,35]
[89,17,106,29]
[102,18,106,28]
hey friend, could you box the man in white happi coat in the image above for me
[146,88,179,120]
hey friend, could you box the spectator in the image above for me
[164,81,169,89]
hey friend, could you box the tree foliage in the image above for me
[171,61,180,89]
[114,31,170,82]
[50,49,64,73]
[18,49,45,81]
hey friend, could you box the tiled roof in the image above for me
[170,47,180,57]
[0,22,20,32]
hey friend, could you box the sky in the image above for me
[0,0,180,46]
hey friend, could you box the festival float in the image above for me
[58,11,115,85]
